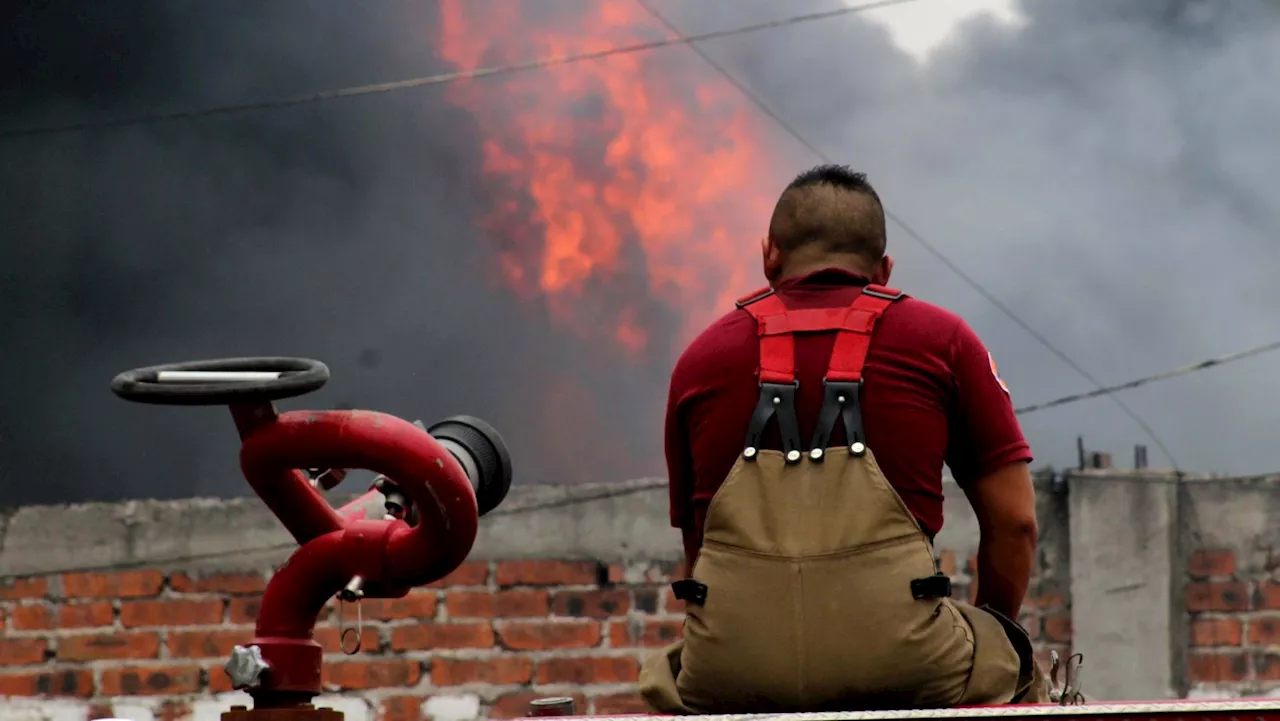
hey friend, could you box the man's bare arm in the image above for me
[960,461,1038,619]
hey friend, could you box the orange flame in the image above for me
[435,0,780,355]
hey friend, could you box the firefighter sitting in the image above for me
[639,164,1049,713]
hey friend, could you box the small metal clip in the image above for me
[307,468,347,491]
[1048,650,1085,705]
[337,576,365,655]
[1061,653,1085,705]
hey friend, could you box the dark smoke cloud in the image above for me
[2,0,1278,507]
[0,0,672,506]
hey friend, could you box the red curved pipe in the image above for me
[234,409,480,702]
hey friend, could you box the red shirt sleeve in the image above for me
[664,352,696,530]
[945,319,1033,486]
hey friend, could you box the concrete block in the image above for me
[1068,471,1180,700]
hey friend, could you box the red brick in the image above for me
[1189,550,1236,579]
[496,620,601,650]
[1187,652,1248,682]
[314,626,381,654]
[169,571,267,595]
[9,604,52,630]
[1043,613,1072,643]
[61,570,163,598]
[552,590,631,618]
[426,562,489,588]
[390,622,494,651]
[1192,617,1243,646]
[606,564,627,584]
[228,596,261,623]
[168,628,253,658]
[59,631,160,661]
[0,577,47,600]
[1256,582,1280,609]
[100,665,201,695]
[445,591,495,618]
[446,590,550,618]
[0,638,48,665]
[361,592,438,620]
[382,696,427,721]
[1257,653,1280,681]
[207,666,233,693]
[1187,582,1249,611]
[633,589,660,614]
[496,589,550,617]
[592,693,649,716]
[1250,616,1280,646]
[120,599,223,627]
[87,704,115,721]
[490,692,586,720]
[0,669,93,697]
[609,619,683,647]
[432,656,534,686]
[536,655,639,684]
[60,602,114,628]
[323,659,420,690]
[494,560,599,587]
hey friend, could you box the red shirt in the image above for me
[665,268,1032,563]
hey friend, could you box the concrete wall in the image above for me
[0,468,1277,720]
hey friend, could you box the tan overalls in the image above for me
[640,283,1048,714]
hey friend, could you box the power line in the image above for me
[0,0,926,141]
[1013,337,1280,416]
[632,0,1182,470]
[8,336,1278,579]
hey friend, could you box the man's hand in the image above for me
[961,461,1038,619]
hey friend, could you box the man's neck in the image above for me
[778,253,873,282]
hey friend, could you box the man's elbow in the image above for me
[965,462,1039,543]
[992,513,1038,543]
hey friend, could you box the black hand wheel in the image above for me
[111,357,330,406]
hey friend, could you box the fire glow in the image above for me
[435,0,781,356]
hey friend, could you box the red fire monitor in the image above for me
[111,357,512,721]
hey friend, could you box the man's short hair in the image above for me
[767,164,887,260]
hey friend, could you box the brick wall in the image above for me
[1185,548,1280,695]
[0,551,1069,721]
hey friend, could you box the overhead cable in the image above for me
[1013,338,1280,416]
[0,0,927,140]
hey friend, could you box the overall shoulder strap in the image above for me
[738,291,802,462]
[734,284,907,463]
[808,285,905,459]
[825,285,905,383]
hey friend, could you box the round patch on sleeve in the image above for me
[989,352,1010,395]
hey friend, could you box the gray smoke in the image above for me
[1,0,1278,507]
[655,0,1280,474]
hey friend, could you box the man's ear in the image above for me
[871,254,894,285]
[762,236,783,284]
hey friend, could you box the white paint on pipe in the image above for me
[154,371,282,383]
